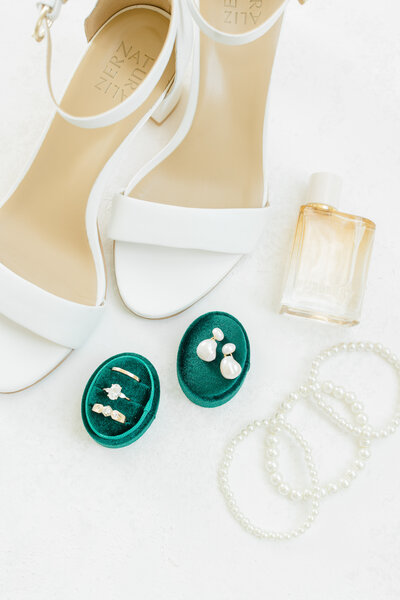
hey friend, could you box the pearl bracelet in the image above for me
[219,341,400,540]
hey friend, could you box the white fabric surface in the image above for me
[1,1,400,598]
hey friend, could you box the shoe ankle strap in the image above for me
[186,0,306,46]
[33,0,67,42]
[33,1,181,129]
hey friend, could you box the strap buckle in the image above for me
[33,0,68,43]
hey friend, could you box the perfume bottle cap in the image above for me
[307,172,343,209]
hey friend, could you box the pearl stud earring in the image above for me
[197,328,225,362]
[220,343,242,380]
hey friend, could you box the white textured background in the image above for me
[1,1,400,599]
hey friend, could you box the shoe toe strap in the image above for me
[109,194,269,255]
[0,263,103,349]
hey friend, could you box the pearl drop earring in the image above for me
[197,328,225,362]
[220,343,242,380]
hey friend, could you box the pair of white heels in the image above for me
[0,0,308,393]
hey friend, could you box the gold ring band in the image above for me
[92,403,126,424]
[112,367,140,382]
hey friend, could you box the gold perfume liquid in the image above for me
[281,173,376,326]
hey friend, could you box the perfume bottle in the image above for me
[281,173,376,326]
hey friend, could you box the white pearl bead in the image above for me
[222,343,236,355]
[266,436,278,447]
[196,338,217,362]
[212,327,224,342]
[266,461,277,473]
[359,437,370,448]
[356,414,368,426]
[322,381,334,394]
[220,355,242,380]
[351,402,363,414]
[279,484,290,496]
[359,448,371,459]
[328,483,338,494]
[345,392,356,404]
[271,473,282,486]
[334,386,345,400]
[267,448,278,458]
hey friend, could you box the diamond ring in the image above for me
[92,403,126,424]
[103,383,131,402]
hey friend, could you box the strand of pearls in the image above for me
[219,342,400,540]
[310,342,400,439]
[218,417,320,540]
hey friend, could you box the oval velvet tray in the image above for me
[82,352,160,448]
[177,311,250,408]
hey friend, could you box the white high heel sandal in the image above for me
[109,0,308,319]
[0,0,190,393]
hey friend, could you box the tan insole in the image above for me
[131,0,283,212]
[0,7,174,306]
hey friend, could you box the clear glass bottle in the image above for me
[280,173,376,326]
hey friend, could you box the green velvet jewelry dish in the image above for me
[81,353,160,448]
[177,312,250,408]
